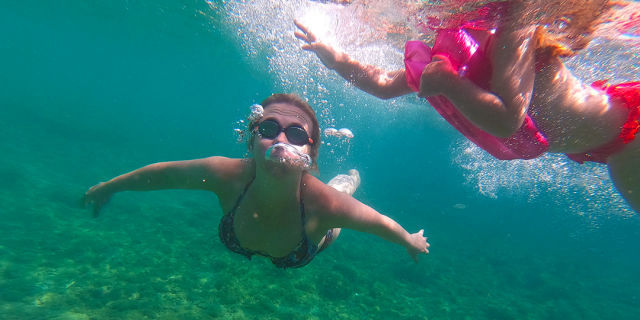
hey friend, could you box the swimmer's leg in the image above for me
[319,169,361,250]
[327,169,361,196]
[317,227,341,253]
[607,138,640,214]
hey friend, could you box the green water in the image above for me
[1,1,640,319]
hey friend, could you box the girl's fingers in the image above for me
[293,19,308,33]
[294,30,316,44]
[306,32,316,43]
[294,31,308,42]
[293,20,316,42]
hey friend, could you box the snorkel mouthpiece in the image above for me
[265,143,312,169]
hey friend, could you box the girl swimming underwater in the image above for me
[84,93,429,268]
[295,0,640,213]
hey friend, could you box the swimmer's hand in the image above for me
[82,182,113,218]
[294,20,343,70]
[406,229,430,262]
[418,55,458,98]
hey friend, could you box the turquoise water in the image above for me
[2,1,640,319]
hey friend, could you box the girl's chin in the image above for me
[264,157,307,172]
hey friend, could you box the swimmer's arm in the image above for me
[419,54,531,137]
[484,25,537,137]
[294,20,412,99]
[420,26,536,137]
[332,58,413,100]
[83,157,233,216]
[98,157,229,192]
[322,190,429,261]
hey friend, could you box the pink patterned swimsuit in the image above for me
[404,28,640,164]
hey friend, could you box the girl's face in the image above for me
[253,102,314,171]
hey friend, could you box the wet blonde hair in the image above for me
[411,0,625,57]
[532,0,620,57]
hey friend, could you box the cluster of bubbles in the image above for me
[323,127,354,161]
[233,104,263,144]
[233,122,246,144]
[217,0,414,168]
[452,140,634,221]
[324,127,354,140]
[248,104,264,122]
[265,142,313,169]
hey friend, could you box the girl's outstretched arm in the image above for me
[315,184,430,262]
[83,157,235,216]
[294,20,412,99]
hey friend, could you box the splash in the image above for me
[216,1,407,105]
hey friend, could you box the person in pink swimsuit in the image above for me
[295,0,640,213]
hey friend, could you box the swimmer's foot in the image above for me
[348,169,361,189]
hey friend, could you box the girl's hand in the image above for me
[83,182,113,217]
[294,20,342,69]
[418,55,459,98]
[406,229,430,262]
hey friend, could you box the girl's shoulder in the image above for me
[301,173,351,216]
[201,156,254,190]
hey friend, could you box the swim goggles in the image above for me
[257,119,314,146]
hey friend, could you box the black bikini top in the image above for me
[218,177,319,268]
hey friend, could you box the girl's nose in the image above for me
[274,131,288,144]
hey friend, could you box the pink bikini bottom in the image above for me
[566,81,640,164]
